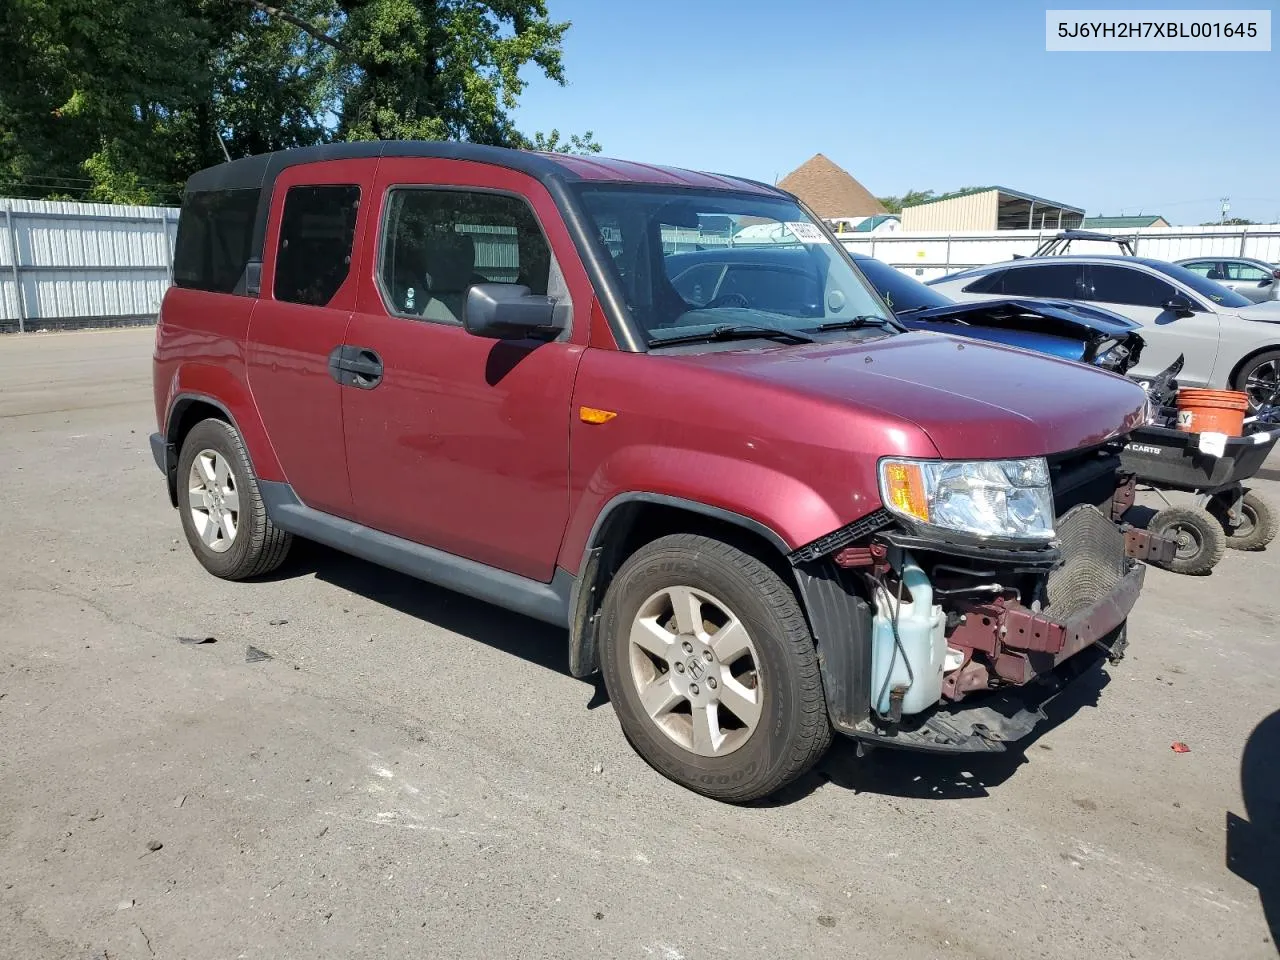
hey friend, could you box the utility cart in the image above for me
[1120,423,1279,574]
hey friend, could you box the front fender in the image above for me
[558,444,847,575]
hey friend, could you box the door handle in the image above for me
[327,345,384,389]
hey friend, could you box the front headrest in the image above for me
[426,231,476,293]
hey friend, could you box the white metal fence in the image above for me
[3,197,1279,333]
[838,224,1280,282]
[1,198,178,333]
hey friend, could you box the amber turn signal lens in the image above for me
[882,461,930,523]
[579,406,617,424]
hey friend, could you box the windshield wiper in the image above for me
[817,315,897,331]
[647,323,816,348]
[892,305,935,316]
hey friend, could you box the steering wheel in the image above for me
[702,292,750,309]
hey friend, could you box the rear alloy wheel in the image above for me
[1149,506,1225,575]
[1233,349,1280,412]
[187,449,239,554]
[1212,490,1277,552]
[599,534,831,802]
[177,418,292,580]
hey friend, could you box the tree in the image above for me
[525,128,601,155]
[0,0,598,204]
[1201,217,1258,226]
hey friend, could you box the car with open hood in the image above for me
[150,142,1166,802]
[930,253,1280,410]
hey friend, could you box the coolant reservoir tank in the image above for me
[870,553,947,716]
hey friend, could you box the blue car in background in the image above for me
[663,245,1144,374]
[848,252,1144,374]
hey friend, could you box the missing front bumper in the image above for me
[846,628,1125,754]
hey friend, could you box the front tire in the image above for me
[598,534,831,802]
[176,418,292,580]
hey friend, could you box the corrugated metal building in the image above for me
[1,198,178,332]
[902,187,1084,232]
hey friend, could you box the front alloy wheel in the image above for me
[599,533,831,803]
[628,585,762,757]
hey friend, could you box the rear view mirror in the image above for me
[463,283,564,341]
[1163,296,1194,315]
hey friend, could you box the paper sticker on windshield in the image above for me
[784,222,830,244]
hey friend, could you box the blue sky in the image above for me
[514,0,1279,225]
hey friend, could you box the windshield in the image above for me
[852,255,953,313]
[576,186,896,345]
[1150,261,1253,309]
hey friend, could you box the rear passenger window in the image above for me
[274,185,360,306]
[379,189,552,323]
[961,269,1007,294]
[1086,265,1174,307]
[172,188,259,294]
[1000,264,1084,299]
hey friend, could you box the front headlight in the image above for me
[878,457,1055,541]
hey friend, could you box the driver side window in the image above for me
[1085,265,1176,308]
[379,189,553,324]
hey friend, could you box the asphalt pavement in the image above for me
[0,328,1276,960]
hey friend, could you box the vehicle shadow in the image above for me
[762,661,1111,806]
[275,540,610,709]
[1227,709,1280,953]
[266,541,1113,808]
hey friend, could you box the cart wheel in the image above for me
[1149,506,1226,575]
[1213,490,1277,552]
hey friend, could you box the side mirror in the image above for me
[1163,296,1194,315]
[463,283,564,340]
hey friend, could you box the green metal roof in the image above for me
[904,185,1084,215]
[906,186,994,206]
[1081,215,1167,228]
[852,214,899,232]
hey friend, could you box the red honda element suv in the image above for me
[151,142,1164,802]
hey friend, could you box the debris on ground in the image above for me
[245,645,272,663]
[268,619,289,626]
[178,636,216,645]
[117,899,135,911]
[173,794,186,808]
[1171,741,1191,753]
[592,762,604,775]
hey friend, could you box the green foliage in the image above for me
[0,0,597,205]
[525,128,601,155]
[876,187,984,214]
[1201,217,1257,226]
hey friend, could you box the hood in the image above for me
[899,320,1089,362]
[681,332,1147,460]
[901,297,1141,336]
[1236,300,1280,321]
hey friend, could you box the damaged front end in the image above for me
[790,442,1175,753]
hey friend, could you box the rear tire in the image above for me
[598,534,831,803]
[1149,506,1225,575]
[176,418,292,580]
[1213,490,1276,552]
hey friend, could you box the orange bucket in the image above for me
[1175,387,1249,437]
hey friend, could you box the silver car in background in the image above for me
[928,255,1280,409]
[1175,256,1280,304]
